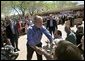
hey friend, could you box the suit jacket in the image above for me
[6,24,19,39]
[46,19,57,29]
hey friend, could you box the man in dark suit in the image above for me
[46,14,58,35]
[6,18,19,52]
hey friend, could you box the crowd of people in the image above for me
[1,15,33,52]
[1,10,84,60]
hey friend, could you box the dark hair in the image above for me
[56,30,62,36]
[77,25,83,31]
[54,40,82,60]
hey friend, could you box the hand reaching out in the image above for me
[35,46,46,55]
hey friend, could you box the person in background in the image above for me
[6,18,20,52]
[17,17,22,36]
[53,30,63,44]
[76,25,84,45]
[25,16,33,33]
[46,14,58,36]
[65,26,76,45]
[80,36,84,60]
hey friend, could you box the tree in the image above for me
[1,1,78,17]
[1,1,11,16]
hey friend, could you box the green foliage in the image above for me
[1,1,78,16]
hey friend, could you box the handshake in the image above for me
[34,46,53,60]
[31,40,54,55]
[31,41,55,60]
[31,45,45,55]
[35,46,45,55]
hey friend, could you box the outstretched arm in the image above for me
[32,46,53,60]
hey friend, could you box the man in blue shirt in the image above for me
[27,15,53,60]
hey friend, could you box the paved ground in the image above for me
[16,21,84,60]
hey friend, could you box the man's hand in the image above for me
[35,47,44,55]
[31,46,45,55]
[50,42,54,48]
[33,46,53,60]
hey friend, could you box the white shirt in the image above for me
[53,37,63,45]
[10,20,15,34]
[50,20,53,27]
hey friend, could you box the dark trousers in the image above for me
[49,27,55,35]
[27,43,42,60]
[10,34,18,49]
